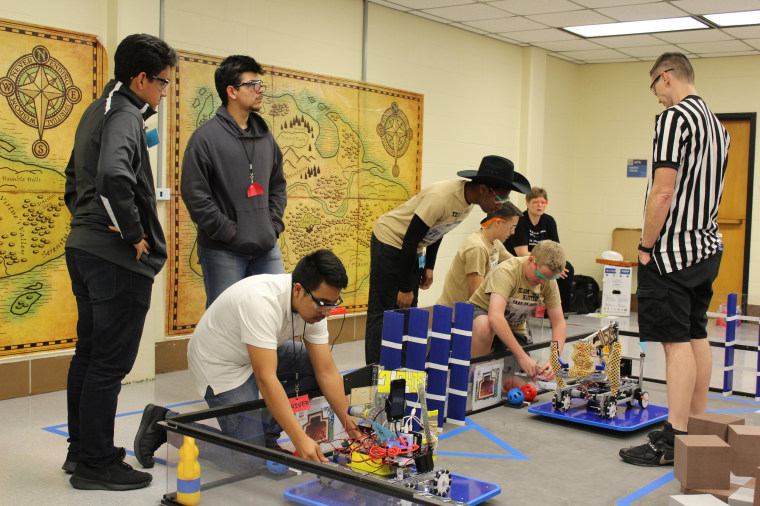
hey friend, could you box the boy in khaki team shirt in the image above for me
[469,240,567,379]
[364,155,530,365]
[437,202,522,307]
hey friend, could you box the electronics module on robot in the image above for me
[318,367,454,499]
[549,322,650,419]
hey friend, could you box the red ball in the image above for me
[503,380,519,392]
[520,384,537,402]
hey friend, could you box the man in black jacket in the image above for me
[63,33,176,491]
[181,55,287,307]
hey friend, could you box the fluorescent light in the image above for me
[704,10,760,27]
[565,17,708,38]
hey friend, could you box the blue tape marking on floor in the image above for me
[708,394,760,406]
[464,417,530,460]
[436,417,529,460]
[436,451,516,459]
[438,425,472,441]
[615,471,674,506]
[708,408,760,414]
[41,423,69,437]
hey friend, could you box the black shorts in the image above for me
[636,251,722,343]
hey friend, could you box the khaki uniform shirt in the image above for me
[437,228,511,306]
[469,256,560,333]
[373,180,473,251]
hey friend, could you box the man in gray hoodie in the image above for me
[181,55,287,306]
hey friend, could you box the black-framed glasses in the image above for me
[233,79,266,93]
[304,288,343,311]
[650,68,674,95]
[151,75,170,91]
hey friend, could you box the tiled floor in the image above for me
[4,335,760,504]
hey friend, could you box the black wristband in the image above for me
[638,242,654,254]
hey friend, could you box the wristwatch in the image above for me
[637,242,654,254]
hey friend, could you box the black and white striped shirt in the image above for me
[646,95,730,274]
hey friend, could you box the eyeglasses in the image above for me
[304,288,343,311]
[530,199,548,206]
[488,187,510,204]
[233,79,266,93]
[650,68,674,95]
[535,269,560,281]
[151,75,170,91]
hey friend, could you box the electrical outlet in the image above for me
[156,188,171,200]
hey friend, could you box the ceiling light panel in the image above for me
[565,17,708,37]
[703,10,760,26]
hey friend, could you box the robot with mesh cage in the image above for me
[549,322,649,420]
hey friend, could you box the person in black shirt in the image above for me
[506,187,574,312]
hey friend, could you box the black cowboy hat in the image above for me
[457,155,531,194]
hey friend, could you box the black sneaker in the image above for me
[63,447,126,474]
[619,434,674,466]
[70,459,152,491]
[134,404,169,468]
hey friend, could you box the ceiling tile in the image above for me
[571,0,657,7]
[743,38,760,49]
[556,48,630,59]
[592,34,667,47]
[487,33,529,45]
[449,22,488,34]
[533,39,606,51]
[420,3,511,22]
[485,0,583,16]
[695,50,760,58]
[587,57,643,63]
[527,9,616,28]
[669,0,760,15]
[409,10,450,23]
[596,2,690,21]
[677,39,755,53]
[368,0,412,11]
[465,16,547,32]
[654,29,734,43]
[620,44,687,57]
[503,28,580,42]
[722,26,760,38]
[549,52,583,63]
[388,0,477,9]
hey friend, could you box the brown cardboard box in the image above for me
[754,466,760,506]
[675,435,731,490]
[611,228,641,263]
[681,483,739,501]
[729,426,760,476]
[688,413,745,441]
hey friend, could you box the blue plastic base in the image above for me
[528,400,668,431]
[283,473,501,505]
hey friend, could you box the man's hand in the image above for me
[397,290,414,308]
[109,225,150,260]
[517,354,539,378]
[419,268,433,290]
[538,360,555,380]
[293,436,328,463]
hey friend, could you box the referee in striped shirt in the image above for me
[620,53,730,467]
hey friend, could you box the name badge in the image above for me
[289,394,310,413]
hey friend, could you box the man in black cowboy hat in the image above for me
[364,155,530,365]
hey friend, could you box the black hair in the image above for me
[113,34,177,84]
[292,249,348,292]
[215,55,264,105]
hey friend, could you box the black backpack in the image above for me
[568,275,600,314]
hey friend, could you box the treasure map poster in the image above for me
[167,51,423,336]
[0,19,106,357]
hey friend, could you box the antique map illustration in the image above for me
[167,51,423,335]
[0,19,106,357]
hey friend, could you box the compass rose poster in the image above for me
[0,19,106,356]
[167,51,423,335]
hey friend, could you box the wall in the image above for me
[0,0,756,397]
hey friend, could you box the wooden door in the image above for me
[711,117,753,310]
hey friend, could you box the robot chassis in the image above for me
[549,322,649,420]
[319,367,460,504]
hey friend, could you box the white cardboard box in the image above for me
[601,264,633,316]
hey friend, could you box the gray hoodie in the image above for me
[180,106,286,254]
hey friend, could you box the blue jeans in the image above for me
[180,342,317,473]
[197,244,284,307]
[65,248,154,466]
